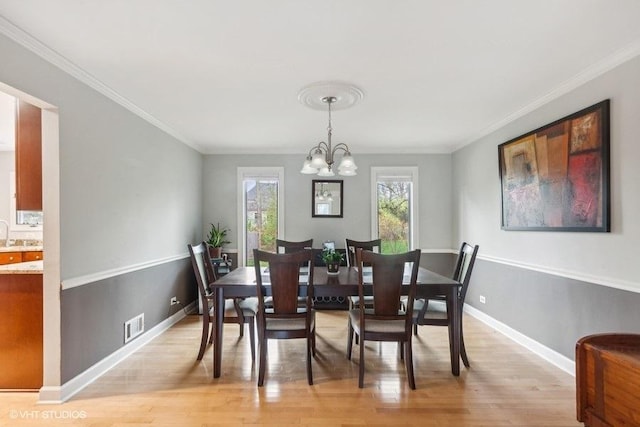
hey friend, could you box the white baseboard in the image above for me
[38,302,196,404]
[464,304,575,377]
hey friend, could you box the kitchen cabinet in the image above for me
[0,273,43,389]
[0,251,22,265]
[0,250,43,265]
[15,99,42,211]
[22,251,43,261]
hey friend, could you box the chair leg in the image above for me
[413,323,418,336]
[197,317,210,361]
[347,319,354,360]
[208,313,215,344]
[358,333,365,388]
[258,336,267,387]
[399,341,404,360]
[307,335,314,385]
[249,318,256,361]
[238,321,244,337]
[447,321,455,370]
[405,339,416,390]
[460,322,470,368]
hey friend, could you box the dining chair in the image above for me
[347,248,421,389]
[188,242,257,361]
[412,242,479,368]
[345,239,382,311]
[272,239,314,306]
[345,238,381,267]
[276,238,313,253]
[253,248,316,386]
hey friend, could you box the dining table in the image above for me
[209,265,463,379]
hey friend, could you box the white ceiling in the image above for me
[1,1,640,155]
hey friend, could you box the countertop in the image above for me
[0,260,43,274]
[0,246,43,253]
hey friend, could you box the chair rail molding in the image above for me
[479,253,640,295]
[61,253,189,290]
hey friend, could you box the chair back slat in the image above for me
[269,261,303,313]
[369,255,405,316]
[188,242,212,298]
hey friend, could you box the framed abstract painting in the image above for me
[498,100,610,232]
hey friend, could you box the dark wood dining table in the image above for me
[210,265,463,379]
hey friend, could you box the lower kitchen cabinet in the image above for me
[0,273,43,389]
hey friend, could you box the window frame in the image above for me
[237,167,284,267]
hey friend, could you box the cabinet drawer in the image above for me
[22,251,43,261]
[0,252,23,265]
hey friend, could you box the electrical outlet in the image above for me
[479,295,486,304]
[170,297,178,306]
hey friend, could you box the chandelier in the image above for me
[299,82,362,177]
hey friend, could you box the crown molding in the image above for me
[0,16,202,152]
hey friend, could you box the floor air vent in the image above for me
[124,313,144,343]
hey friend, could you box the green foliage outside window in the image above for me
[245,180,278,266]
[260,185,278,251]
[378,181,411,254]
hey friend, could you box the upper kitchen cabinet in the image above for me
[15,99,42,211]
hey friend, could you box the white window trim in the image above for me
[237,167,284,267]
[370,166,419,250]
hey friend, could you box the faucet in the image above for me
[0,219,10,247]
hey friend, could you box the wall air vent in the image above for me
[124,313,144,343]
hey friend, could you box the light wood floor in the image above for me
[1,310,581,426]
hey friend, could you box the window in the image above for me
[371,167,419,253]
[10,171,43,231]
[237,167,284,266]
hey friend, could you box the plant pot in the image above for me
[208,246,223,259]
[327,262,340,275]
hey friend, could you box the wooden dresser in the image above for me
[576,333,640,427]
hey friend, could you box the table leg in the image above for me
[450,286,461,376]
[213,288,224,378]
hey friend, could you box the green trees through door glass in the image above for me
[377,181,411,254]
[244,179,278,266]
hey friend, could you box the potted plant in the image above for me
[206,222,230,258]
[321,248,343,275]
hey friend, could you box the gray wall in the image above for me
[0,32,203,384]
[203,153,453,257]
[61,258,196,382]
[454,54,640,359]
[467,259,640,359]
